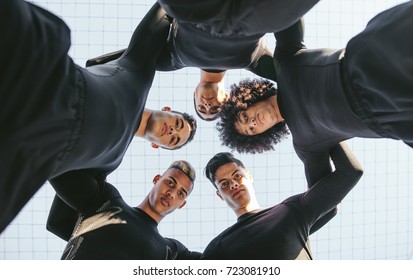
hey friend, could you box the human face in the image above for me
[214,162,253,213]
[194,84,228,120]
[234,99,278,136]
[146,110,192,149]
[147,168,193,220]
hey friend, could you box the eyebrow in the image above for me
[180,186,188,197]
[169,176,177,185]
[217,169,239,185]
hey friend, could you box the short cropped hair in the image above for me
[204,152,246,189]
[168,160,196,183]
[216,78,289,154]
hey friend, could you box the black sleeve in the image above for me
[274,18,306,60]
[157,0,224,22]
[166,238,202,260]
[300,142,363,228]
[245,46,276,80]
[294,144,342,234]
[295,145,332,188]
[118,2,170,71]
[47,169,113,240]
[157,0,320,35]
[49,169,106,212]
[46,195,78,241]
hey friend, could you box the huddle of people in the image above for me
[1,0,411,259]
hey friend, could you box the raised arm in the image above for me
[46,195,78,241]
[49,169,105,212]
[157,0,320,35]
[294,145,337,234]
[118,2,170,71]
[274,18,306,59]
[300,142,363,228]
[47,169,106,240]
[294,145,332,188]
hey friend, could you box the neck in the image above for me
[135,108,152,138]
[137,197,163,224]
[235,200,261,218]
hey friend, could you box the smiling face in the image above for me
[234,99,278,136]
[146,168,193,221]
[194,83,228,121]
[213,162,254,215]
[146,110,192,149]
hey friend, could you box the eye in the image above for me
[243,112,248,122]
[210,106,221,114]
[234,173,242,180]
[175,118,179,128]
[167,180,175,187]
[220,181,229,189]
[178,191,185,198]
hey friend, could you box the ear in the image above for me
[151,143,159,149]
[178,200,187,209]
[161,106,171,112]
[216,190,224,201]
[153,174,161,185]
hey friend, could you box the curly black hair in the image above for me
[217,78,289,154]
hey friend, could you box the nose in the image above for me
[203,102,211,109]
[250,117,256,126]
[230,181,239,190]
[168,126,177,135]
[166,190,174,199]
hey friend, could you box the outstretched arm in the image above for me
[295,146,332,188]
[274,18,306,60]
[49,169,106,212]
[47,169,106,240]
[157,0,320,35]
[294,145,336,234]
[246,44,276,80]
[118,2,171,71]
[46,195,78,241]
[300,142,363,228]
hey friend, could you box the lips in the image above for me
[232,189,244,198]
[161,197,170,207]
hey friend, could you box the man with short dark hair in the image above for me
[0,1,197,233]
[47,160,201,260]
[202,142,362,259]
